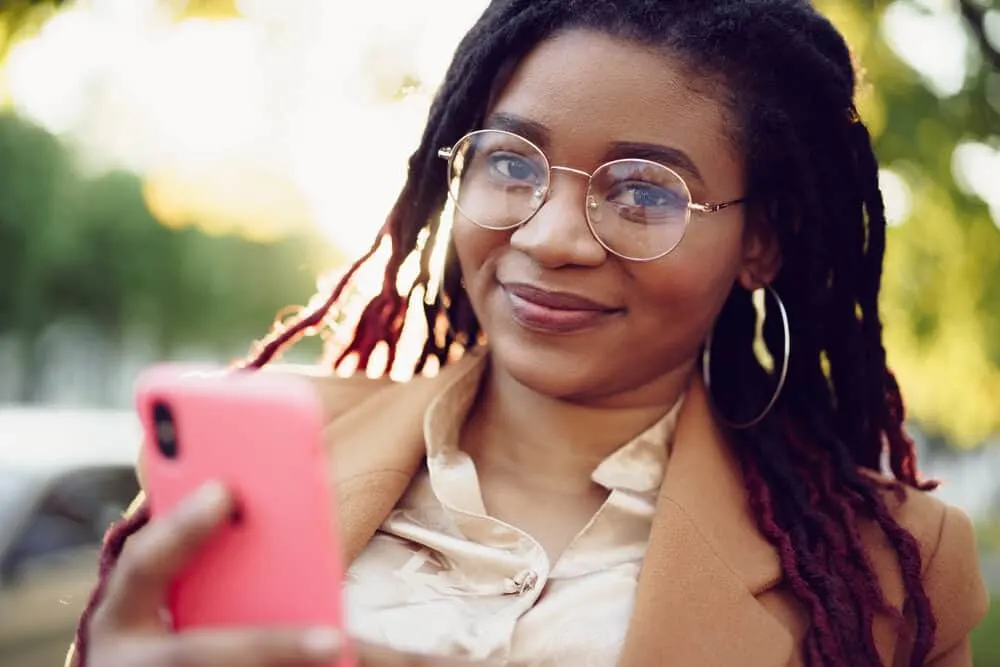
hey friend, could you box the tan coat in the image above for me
[70,351,990,666]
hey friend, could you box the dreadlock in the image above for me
[76,1,937,665]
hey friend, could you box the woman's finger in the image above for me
[96,482,233,628]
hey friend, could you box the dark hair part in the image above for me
[76,1,935,665]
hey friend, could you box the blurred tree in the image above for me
[881,198,1000,448]
[0,112,324,401]
[815,0,1000,447]
[0,0,57,59]
[959,0,1000,70]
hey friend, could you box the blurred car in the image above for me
[0,407,141,667]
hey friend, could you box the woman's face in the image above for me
[452,29,770,406]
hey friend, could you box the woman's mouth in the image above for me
[502,283,621,334]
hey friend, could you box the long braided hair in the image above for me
[76,2,936,665]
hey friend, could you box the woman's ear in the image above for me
[738,203,782,289]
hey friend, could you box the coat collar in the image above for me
[322,349,793,665]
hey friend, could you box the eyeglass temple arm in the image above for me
[438,147,453,159]
[688,197,748,214]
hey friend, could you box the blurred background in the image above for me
[0,0,996,664]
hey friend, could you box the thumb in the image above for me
[96,482,233,627]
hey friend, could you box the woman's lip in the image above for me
[504,289,619,334]
[502,283,617,311]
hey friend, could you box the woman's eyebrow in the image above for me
[606,142,705,185]
[484,112,550,147]
[483,112,705,185]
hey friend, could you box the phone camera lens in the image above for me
[152,401,179,459]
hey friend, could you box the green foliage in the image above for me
[0,0,58,60]
[971,597,1000,666]
[817,0,1000,447]
[0,112,325,399]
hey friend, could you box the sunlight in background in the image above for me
[879,2,1000,227]
[952,141,1000,227]
[1,0,486,373]
[2,0,486,257]
[988,9,1000,52]
[881,0,971,98]
[879,168,914,227]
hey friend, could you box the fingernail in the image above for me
[301,627,342,658]
[193,481,228,510]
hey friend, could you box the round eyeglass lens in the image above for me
[446,130,550,230]
[586,159,692,260]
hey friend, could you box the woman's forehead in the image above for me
[486,30,741,181]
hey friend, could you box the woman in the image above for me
[70,1,989,665]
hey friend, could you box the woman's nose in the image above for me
[508,173,607,268]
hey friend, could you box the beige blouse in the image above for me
[344,355,683,666]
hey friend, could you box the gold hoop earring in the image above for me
[702,283,790,429]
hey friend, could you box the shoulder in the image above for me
[261,364,397,423]
[265,349,489,426]
[863,471,990,659]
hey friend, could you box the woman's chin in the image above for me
[486,333,607,401]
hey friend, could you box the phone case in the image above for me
[135,365,347,663]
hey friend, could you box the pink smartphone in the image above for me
[135,364,349,665]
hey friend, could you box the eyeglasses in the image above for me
[437,129,747,262]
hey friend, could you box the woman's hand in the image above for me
[84,481,505,667]
[86,482,344,666]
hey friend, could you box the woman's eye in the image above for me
[610,182,686,210]
[487,152,542,183]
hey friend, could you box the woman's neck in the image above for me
[462,358,692,495]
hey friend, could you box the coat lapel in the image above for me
[619,376,793,666]
[324,350,487,563]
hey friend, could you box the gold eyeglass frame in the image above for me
[437,129,747,262]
